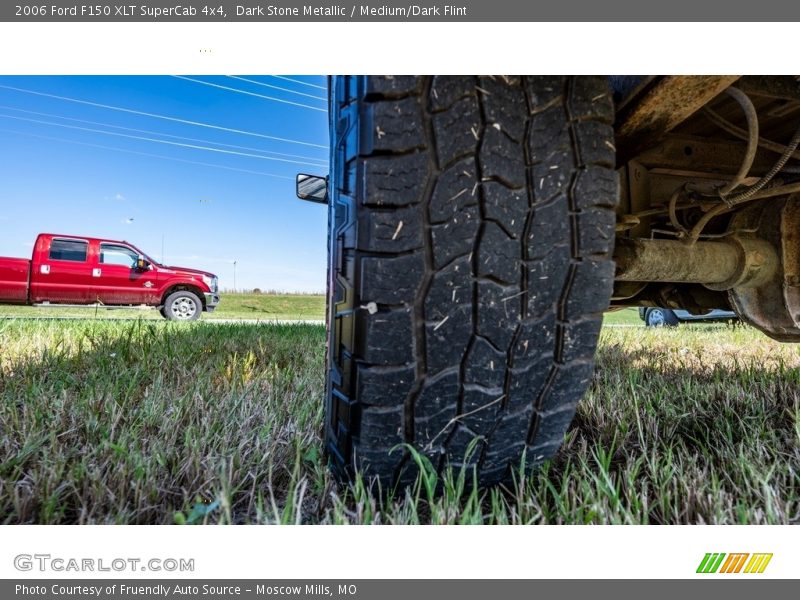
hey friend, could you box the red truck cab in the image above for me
[0,233,219,320]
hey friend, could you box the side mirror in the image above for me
[296,173,329,204]
[136,255,150,271]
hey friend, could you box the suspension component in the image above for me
[614,237,778,290]
[727,195,800,341]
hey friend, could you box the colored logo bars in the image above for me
[696,553,773,574]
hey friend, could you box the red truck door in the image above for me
[94,242,159,305]
[30,237,94,303]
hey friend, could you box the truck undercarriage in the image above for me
[611,75,800,341]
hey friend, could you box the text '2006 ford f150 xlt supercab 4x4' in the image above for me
[0,233,219,320]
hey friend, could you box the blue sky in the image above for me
[0,75,329,292]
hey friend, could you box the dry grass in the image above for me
[0,319,798,524]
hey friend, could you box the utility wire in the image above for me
[0,105,328,164]
[0,84,328,149]
[0,113,327,167]
[226,76,327,101]
[172,76,327,112]
[269,75,327,90]
[0,128,294,179]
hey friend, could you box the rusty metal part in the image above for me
[736,76,800,102]
[728,195,800,341]
[614,237,778,290]
[615,214,640,232]
[637,134,784,177]
[616,76,741,163]
[621,160,653,238]
[611,282,731,312]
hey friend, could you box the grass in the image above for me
[603,307,643,325]
[0,292,326,321]
[0,318,798,524]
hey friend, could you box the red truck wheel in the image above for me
[162,290,202,321]
[324,75,618,488]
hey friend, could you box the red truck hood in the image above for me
[157,265,216,279]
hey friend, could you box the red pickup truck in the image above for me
[0,233,219,321]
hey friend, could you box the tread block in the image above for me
[507,357,552,412]
[527,104,570,164]
[565,259,615,318]
[464,336,507,388]
[576,207,616,257]
[354,447,405,483]
[359,153,430,207]
[483,439,526,469]
[356,364,417,408]
[461,385,503,437]
[476,280,522,351]
[360,252,425,304]
[573,166,619,210]
[528,151,575,204]
[478,76,527,142]
[574,121,616,168]
[568,76,614,124]
[477,463,510,486]
[364,97,426,154]
[428,158,478,224]
[357,204,423,253]
[431,205,480,268]
[360,307,415,365]
[527,196,570,260]
[538,362,594,413]
[526,246,571,320]
[479,127,526,189]
[482,181,528,239]
[512,315,556,368]
[477,221,520,285]
[445,424,486,467]
[432,95,481,167]
[357,405,405,449]
[489,410,531,447]
[425,257,473,375]
[526,440,564,465]
[430,76,476,112]
[523,76,565,113]
[414,371,460,448]
[559,318,603,363]
[365,76,422,98]
[533,405,578,447]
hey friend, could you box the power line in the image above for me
[172,76,327,112]
[0,113,327,167]
[0,105,328,165]
[270,76,327,91]
[0,127,295,179]
[0,83,328,149]
[226,76,327,102]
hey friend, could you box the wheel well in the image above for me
[160,285,205,308]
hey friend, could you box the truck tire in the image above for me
[162,290,202,321]
[644,307,679,327]
[325,76,618,488]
